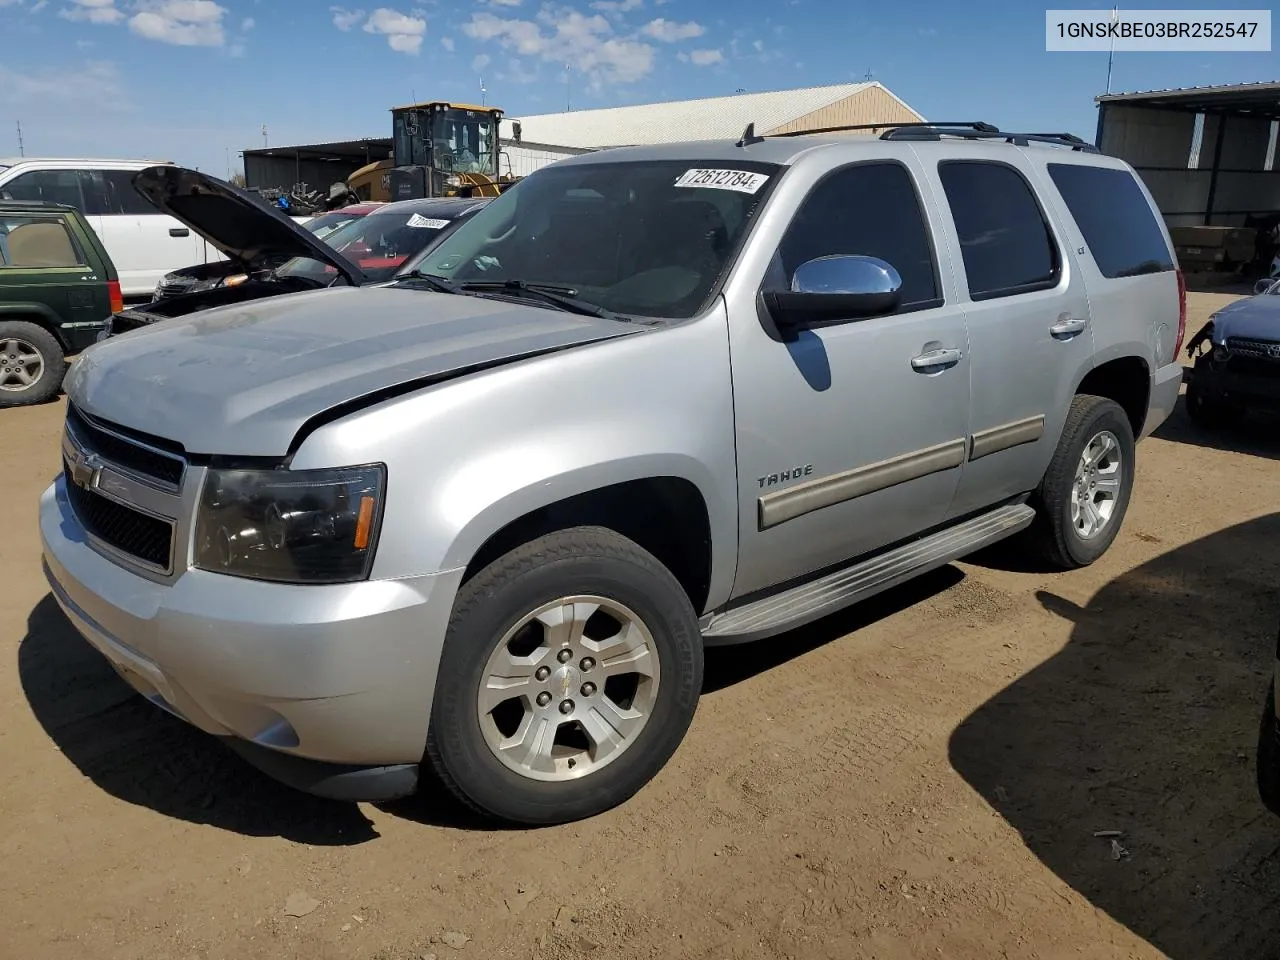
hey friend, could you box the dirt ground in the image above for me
[4,291,1280,960]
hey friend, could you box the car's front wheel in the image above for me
[0,321,65,408]
[1185,371,1234,428]
[425,526,703,825]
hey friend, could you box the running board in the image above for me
[700,503,1035,645]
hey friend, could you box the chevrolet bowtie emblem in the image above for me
[69,450,101,490]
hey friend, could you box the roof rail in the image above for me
[768,120,998,139]
[882,125,1099,152]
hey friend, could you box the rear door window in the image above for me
[1046,164,1174,278]
[938,160,1060,300]
[0,215,85,268]
[81,169,155,216]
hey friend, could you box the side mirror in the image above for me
[512,120,523,143]
[763,255,902,331]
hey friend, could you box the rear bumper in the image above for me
[1141,361,1185,439]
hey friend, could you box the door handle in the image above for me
[910,347,963,372]
[169,228,190,238]
[1050,314,1088,339]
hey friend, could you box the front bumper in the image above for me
[1191,361,1280,411]
[1141,361,1186,439]
[39,477,464,796]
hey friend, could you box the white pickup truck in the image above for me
[0,158,233,299]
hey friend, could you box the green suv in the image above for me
[0,200,121,407]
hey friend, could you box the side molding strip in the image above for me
[758,437,967,530]
[969,414,1046,461]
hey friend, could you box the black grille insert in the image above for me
[67,406,184,486]
[64,464,174,570]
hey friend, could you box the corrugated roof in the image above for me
[1096,80,1280,104]
[501,81,911,148]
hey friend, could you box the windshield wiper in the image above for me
[457,279,621,320]
[401,272,464,295]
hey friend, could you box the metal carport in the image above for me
[1095,81,1280,228]
[242,138,393,194]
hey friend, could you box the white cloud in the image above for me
[240,15,252,29]
[0,59,130,109]
[331,6,363,30]
[589,0,640,12]
[463,4,655,86]
[640,16,701,41]
[0,0,23,7]
[752,38,762,51]
[488,0,522,5]
[59,0,124,24]
[440,34,453,50]
[470,52,490,71]
[129,0,227,46]
[75,37,94,46]
[32,0,51,10]
[363,6,425,54]
[687,47,721,65]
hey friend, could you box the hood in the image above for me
[132,166,367,286]
[1211,293,1280,343]
[66,285,638,457]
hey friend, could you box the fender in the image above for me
[291,301,742,611]
[0,302,68,347]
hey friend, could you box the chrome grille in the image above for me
[1226,337,1280,362]
[62,407,186,574]
[66,405,184,487]
[63,463,173,569]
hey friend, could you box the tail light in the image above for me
[1174,268,1187,359]
[107,280,124,315]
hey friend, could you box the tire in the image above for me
[0,321,65,408]
[1259,684,1280,817]
[1185,373,1232,428]
[425,525,703,825]
[1029,394,1136,570]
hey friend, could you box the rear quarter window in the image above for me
[1046,164,1174,279]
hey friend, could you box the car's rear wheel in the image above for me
[0,321,64,408]
[1028,394,1135,570]
[425,526,703,825]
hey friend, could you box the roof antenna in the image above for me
[736,122,764,147]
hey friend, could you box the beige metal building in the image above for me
[500,81,925,177]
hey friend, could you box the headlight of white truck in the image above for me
[193,464,385,583]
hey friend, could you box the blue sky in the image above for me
[0,0,1274,177]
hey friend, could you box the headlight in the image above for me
[224,274,249,287]
[193,464,385,584]
[445,175,462,187]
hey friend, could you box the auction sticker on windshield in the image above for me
[674,169,770,194]
[407,214,450,229]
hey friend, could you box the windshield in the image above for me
[278,206,463,284]
[433,108,497,177]
[414,159,781,319]
[303,210,366,241]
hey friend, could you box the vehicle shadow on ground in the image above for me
[949,513,1280,960]
[17,594,487,840]
[1154,395,1280,462]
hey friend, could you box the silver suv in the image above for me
[40,122,1185,825]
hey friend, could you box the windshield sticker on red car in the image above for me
[673,168,770,194]
[406,214,450,229]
